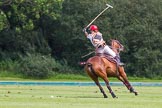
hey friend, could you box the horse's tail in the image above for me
[87,62,98,77]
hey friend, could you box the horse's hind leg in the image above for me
[89,76,108,98]
[95,67,117,98]
[86,67,108,98]
[95,80,108,98]
[103,78,117,98]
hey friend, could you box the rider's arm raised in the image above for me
[83,28,89,37]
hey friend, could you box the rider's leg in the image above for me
[114,55,124,66]
[104,45,116,56]
[104,45,124,66]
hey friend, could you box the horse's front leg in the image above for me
[117,67,138,96]
[124,81,138,95]
[118,76,138,96]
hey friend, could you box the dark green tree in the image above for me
[0,0,63,59]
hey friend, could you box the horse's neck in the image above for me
[110,40,123,54]
[110,45,119,54]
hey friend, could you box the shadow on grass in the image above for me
[62,95,104,98]
[54,94,104,98]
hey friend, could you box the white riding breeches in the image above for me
[95,45,116,57]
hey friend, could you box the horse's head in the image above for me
[110,39,124,54]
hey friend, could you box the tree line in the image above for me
[0,0,162,79]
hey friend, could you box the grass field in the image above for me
[0,85,162,108]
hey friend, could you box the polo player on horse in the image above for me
[83,25,124,66]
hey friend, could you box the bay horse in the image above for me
[84,39,138,98]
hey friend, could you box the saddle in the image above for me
[96,53,117,64]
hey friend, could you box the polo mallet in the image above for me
[81,4,113,58]
[81,51,95,58]
[85,4,113,29]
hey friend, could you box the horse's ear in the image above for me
[107,39,112,45]
[110,39,114,43]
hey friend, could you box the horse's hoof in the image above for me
[135,92,138,96]
[104,95,108,98]
[111,92,117,98]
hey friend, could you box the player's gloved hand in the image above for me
[82,28,87,33]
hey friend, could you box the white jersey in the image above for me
[87,32,116,57]
[87,32,103,48]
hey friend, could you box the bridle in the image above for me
[110,39,124,53]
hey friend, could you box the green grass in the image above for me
[0,85,162,108]
[0,70,162,82]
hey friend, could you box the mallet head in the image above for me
[106,4,113,8]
